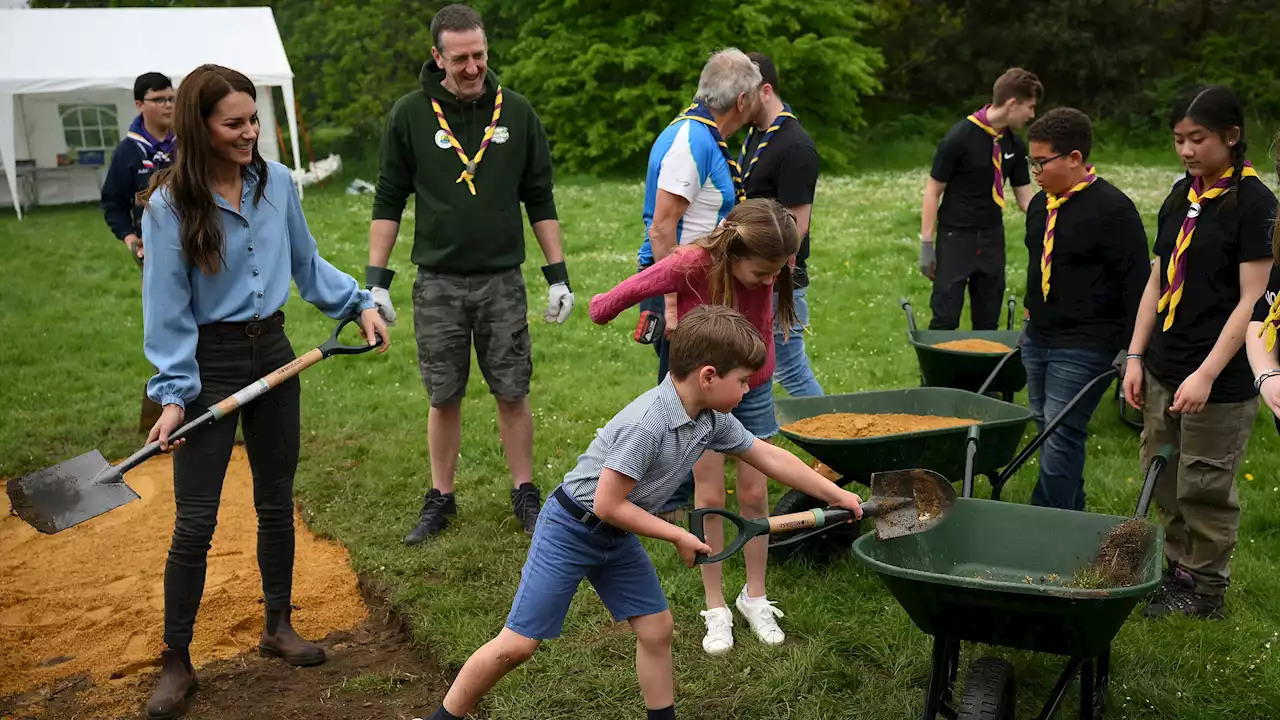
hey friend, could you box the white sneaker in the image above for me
[700,606,734,656]
[735,586,785,646]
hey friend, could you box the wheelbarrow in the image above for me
[900,296,1026,402]
[768,358,1122,562]
[851,427,1171,720]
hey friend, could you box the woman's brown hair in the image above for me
[681,198,801,337]
[140,64,268,274]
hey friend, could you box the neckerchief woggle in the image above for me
[1040,166,1098,301]
[737,104,797,184]
[431,86,503,195]
[670,102,745,203]
[1158,162,1259,330]
[967,104,1006,209]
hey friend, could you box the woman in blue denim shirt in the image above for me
[137,64,388,720]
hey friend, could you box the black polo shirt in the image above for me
[1023,178,1150,353]
[1147,174,1277,402]
[741,116,820,280]
[931,118,1031,231]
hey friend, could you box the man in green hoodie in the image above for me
[366,4,572,545]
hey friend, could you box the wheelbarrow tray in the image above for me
[853,497,1162,659]
[776,388,1032,485]
[909,329,1027,395]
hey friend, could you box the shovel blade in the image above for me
[5,450,140,534]
[869,468,957,540]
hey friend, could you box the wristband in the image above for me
[1125,354,1143,362]
[365,265,395,289]
[542,261,571,292]
[1255,369,1280,392]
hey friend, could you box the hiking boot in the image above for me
[1143,585,1225,620]
[511,483,543,534]
[735,586,786,646]
[259,606,327,666]
[144,648,197,720]
[403,489,456,545]
[700,606,734,656]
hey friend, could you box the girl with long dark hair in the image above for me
[1123,85,1275,620]
[138,64,388,719]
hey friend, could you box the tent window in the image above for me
[59,104,118,151]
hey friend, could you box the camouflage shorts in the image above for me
[412,267,532,407]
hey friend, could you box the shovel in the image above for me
[6,316,382,534]
[689,468,957,565]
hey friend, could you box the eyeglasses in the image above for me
[1028,154,1065,173]
[143,97,176,106]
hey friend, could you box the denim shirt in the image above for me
[142,161,375,408]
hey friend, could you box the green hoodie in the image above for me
[372,61,557,274]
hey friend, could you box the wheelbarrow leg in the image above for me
[920,635,961,720]
[1092,650,1111,718]
[1035,657,1084,720]
[1079,658,1095,720]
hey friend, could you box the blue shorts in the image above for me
[733,381,779,439]
[505,491,669,640]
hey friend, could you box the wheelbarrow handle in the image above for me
[899,297,918,333]
[690,504,870,565]
[961,425,981,499]
[111,316,379,479]
[1007,297,1017,330]
[976,346,1022,397]
[1135,444,1174,518]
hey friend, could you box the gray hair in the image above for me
[694,48,762,114]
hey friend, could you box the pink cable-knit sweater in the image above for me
[589,246,776,389]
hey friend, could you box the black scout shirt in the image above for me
[931,118,1031,231]
[1147,173,1277,403]
[741,116,820,282]
[1023,178,1150,353]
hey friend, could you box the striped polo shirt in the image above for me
[561,376,757,513]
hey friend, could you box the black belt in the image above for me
[553,486,625,535]
[201,311,286,339]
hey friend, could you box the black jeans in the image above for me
[163,313,300,649]
[929,225,1006,330]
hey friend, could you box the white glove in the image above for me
[371,286,397,326]
[546,282,574,324]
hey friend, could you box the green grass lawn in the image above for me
[2,158,1279,719]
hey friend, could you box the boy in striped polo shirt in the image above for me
[422,305,863,720]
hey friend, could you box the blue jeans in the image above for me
[1021,343,1114,511]
[773,286,823,397]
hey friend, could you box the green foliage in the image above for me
[499,0,883,175]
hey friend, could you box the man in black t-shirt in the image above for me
[920,68,1042,330]
[741,52,823,397]
[1021,109,1149,511]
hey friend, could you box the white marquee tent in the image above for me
[0,6,304,219]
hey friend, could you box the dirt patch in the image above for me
[1069,518,1152,589]
[1,578,454,720]
[783,413,977,439]
[0,446,382,718]
[932,339,1013,354]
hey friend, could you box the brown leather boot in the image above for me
[258,606,326,667]
[145,647,197,720]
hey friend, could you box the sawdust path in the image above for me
[1,446,369,709]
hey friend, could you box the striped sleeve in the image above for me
[707,413,756,455]
[602,422,662,482]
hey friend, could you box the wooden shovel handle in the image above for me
[208,348,325,421]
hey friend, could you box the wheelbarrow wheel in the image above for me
[767,488,860,564]
[958,657,1016,720]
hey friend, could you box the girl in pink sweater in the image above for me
[590,198,801,655]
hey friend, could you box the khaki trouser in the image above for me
[1140,370,1258,596]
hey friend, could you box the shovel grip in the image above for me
[690,508,770,565]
